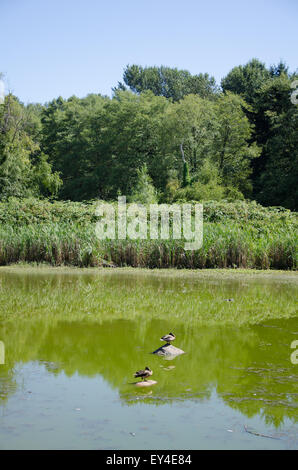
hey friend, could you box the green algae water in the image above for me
[0,267,297,449]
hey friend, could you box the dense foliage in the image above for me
[0,197,296,225]
[0,59,297,209]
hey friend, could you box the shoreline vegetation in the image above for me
[1,264,298,278]
[0,198,297,270]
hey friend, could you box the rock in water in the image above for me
[135,380,157,387]
[152,344,185,357]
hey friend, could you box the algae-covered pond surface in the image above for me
[0,267,297,449]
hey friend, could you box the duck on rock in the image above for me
[134,366,153,382]
[160,332,176,344]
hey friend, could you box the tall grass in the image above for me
[0,197,296,269]
[0,219,296,269]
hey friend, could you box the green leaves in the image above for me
[129,164,158,204]
[0,94,61,199]
[1,60,296,209]
[121,64,218,101]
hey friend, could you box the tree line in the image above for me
[0,59,297,210]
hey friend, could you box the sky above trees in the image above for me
[1,0,297,104]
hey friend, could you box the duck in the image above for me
[160,332,176,344]
[134,366,153,381]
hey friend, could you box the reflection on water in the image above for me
[0,269,297,449]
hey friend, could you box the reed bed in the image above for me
[0,219,296,269]
[0,197,296,269]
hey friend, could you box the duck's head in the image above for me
[145,367,151,371]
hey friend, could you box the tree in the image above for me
[41,90,171,200]
[41,94,111,200]
[129,164,158,204]
[0,94,61,199]
[221,59,298,208]
[162,92,259,196]
[97,90,171,197]
[221,58,270,106]
[212,92,260,195]
[117,65,218,101]
[163,94,219,184]
[255,78,298,210]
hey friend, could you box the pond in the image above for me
[0,268,297,450]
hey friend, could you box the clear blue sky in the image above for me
[1,0,297,104]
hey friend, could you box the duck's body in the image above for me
[160,332,176,344]
[134,366,153,381]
